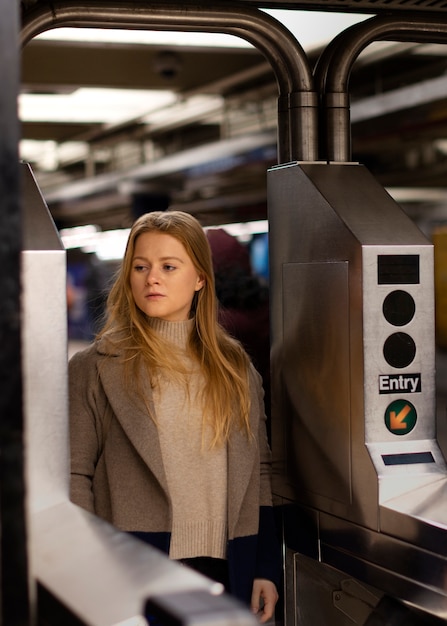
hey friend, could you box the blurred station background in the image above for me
[20,9,447,333]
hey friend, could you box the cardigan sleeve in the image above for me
[69,345,107,514]
[250,365,282,586]
[249,364,273,507]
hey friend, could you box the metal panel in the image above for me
[269,162,379,528]
[319,512,447,619]
[22,163,69,517]
[286,549,382,626]
[282,261,351,505]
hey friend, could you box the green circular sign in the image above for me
[384,399,417,435]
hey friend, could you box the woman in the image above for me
[69,211,280,622]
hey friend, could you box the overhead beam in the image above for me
[21,38,264,92]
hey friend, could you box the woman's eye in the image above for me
[134,265,146,272]
[163,264,176,271]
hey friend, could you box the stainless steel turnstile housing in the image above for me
[268,161,447,623]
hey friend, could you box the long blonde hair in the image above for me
[99,210,252,445]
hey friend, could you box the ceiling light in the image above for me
[19,88,176,124]
[36,27,249,48]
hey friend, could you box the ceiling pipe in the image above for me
[21,0,318,163]
[314,14,447,163]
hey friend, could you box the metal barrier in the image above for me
[268,160,447,623]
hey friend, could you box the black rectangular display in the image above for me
[382,452,434,466]
[378,254,420,284]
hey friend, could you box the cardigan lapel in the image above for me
[98,354,169,496]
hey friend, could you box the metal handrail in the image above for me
[21,0,318,162]
[315,13,447,162]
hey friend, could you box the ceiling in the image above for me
[19,1,447,234]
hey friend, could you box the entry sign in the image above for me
[384,399,417,435]
[379,373,421,394]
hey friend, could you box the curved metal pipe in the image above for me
[21,0,318,162]
[315,14,447,162]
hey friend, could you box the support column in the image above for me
[0,2,31,624]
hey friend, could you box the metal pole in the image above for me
[21,0,318,162]
[315,14,447,162]
[0,1,31,624]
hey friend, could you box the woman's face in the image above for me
[130,231,205,321]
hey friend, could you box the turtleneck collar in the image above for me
[147,317,195,348]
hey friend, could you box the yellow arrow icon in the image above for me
[390,404,412,430]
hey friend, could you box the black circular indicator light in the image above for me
[383,332,416,368]
[383,290,415,326]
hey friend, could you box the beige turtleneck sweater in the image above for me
[148,317,228,560]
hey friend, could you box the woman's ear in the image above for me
[195,275,205,291]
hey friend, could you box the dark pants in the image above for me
[179,557,230,591]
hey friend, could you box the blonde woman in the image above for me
[69,211,280,622]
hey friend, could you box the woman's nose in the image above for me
[146,268,160,285]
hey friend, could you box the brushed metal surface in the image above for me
[282,261,351,505]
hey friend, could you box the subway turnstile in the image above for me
[268,161,447,623]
